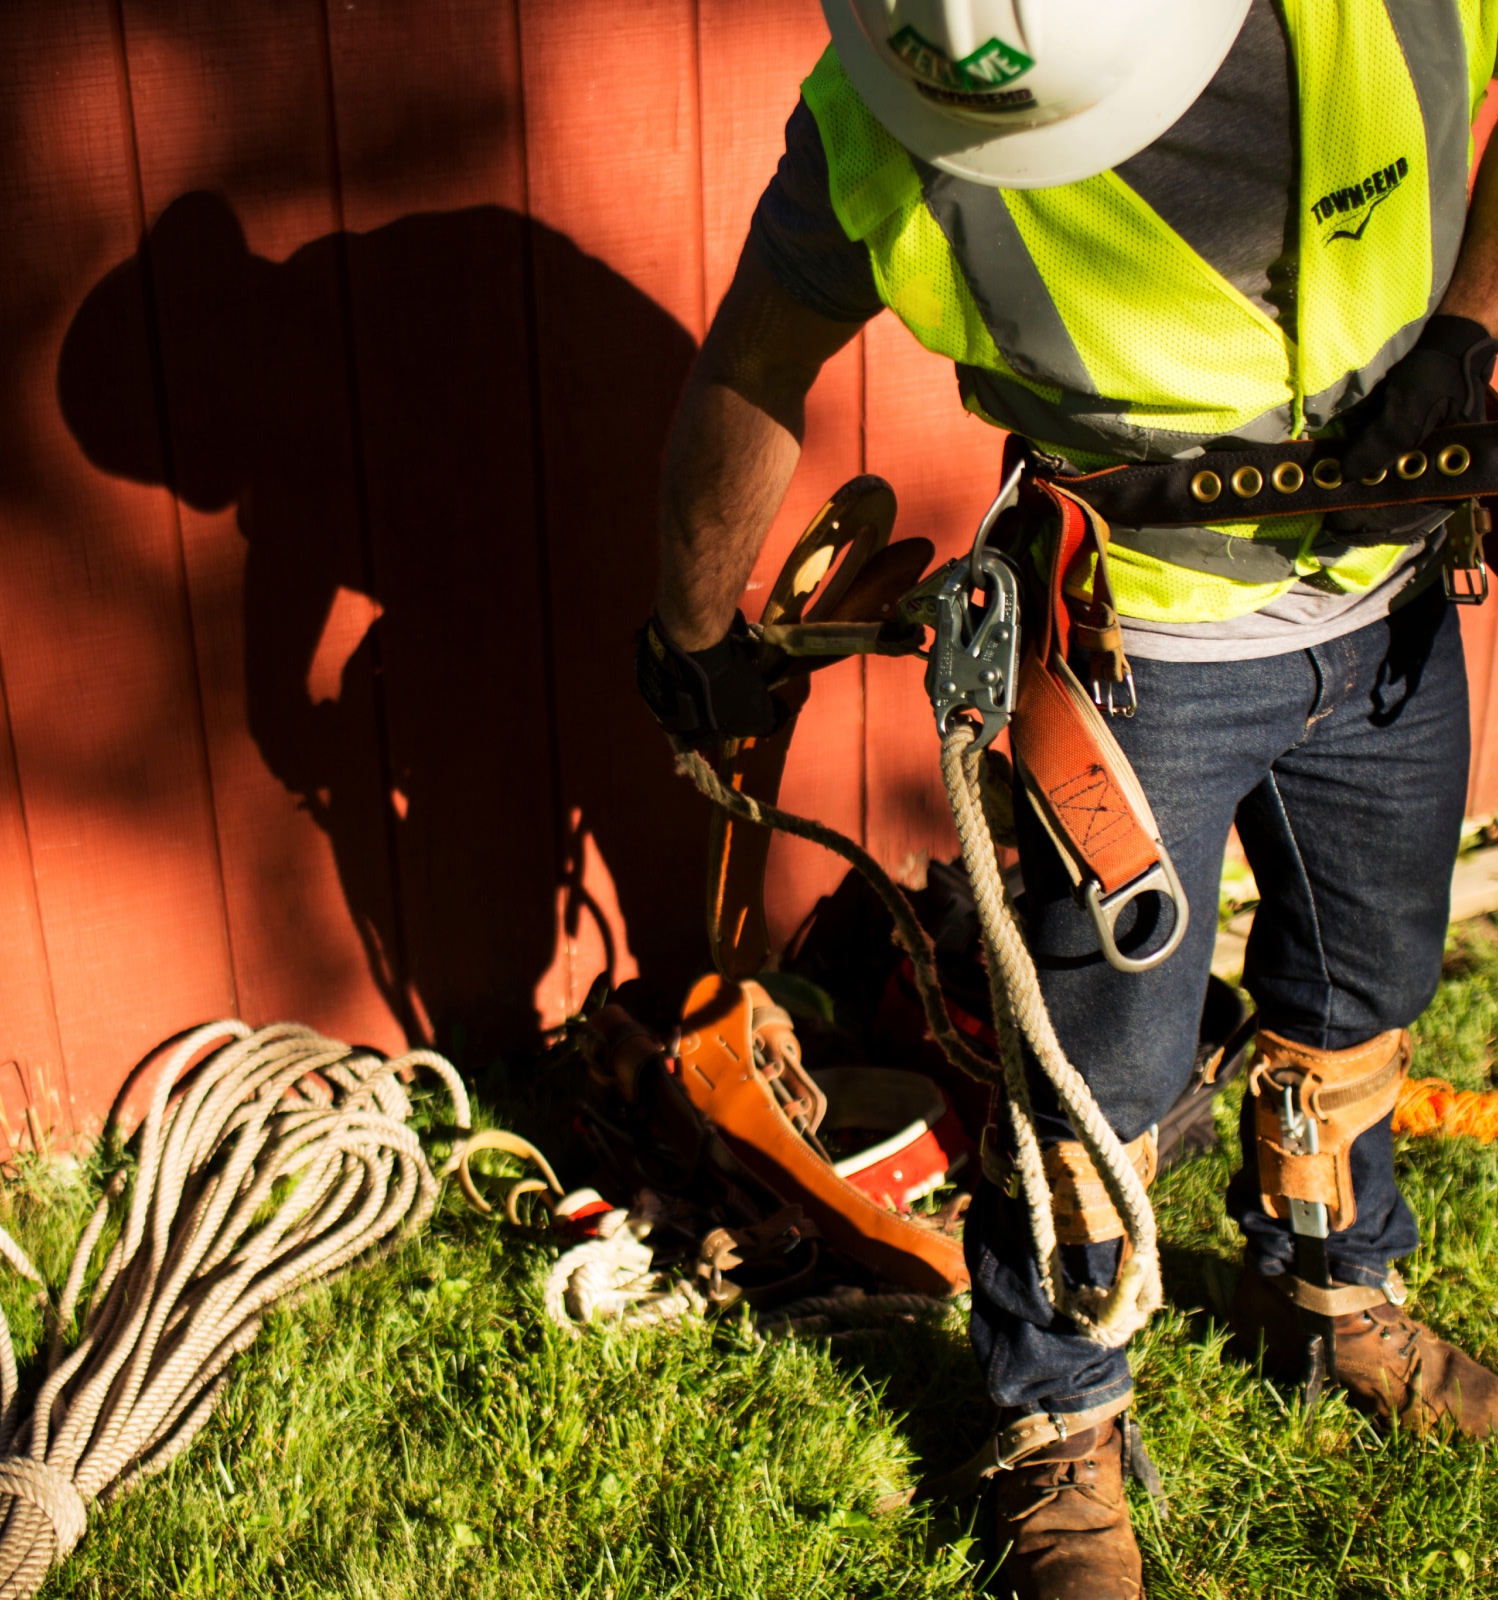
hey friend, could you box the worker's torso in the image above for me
[803,0,1498,623]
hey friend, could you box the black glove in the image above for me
[635,611,783,750]
[1326,314,1498,537]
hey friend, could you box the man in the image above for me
[636,2,1498,1594]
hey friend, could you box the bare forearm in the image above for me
[657,380,802,650]
[655,244,864,652]
[1438,129,1498,333]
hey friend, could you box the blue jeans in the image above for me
[966,582,1468,1417]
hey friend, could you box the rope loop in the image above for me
[0,1458,88,1558]
[0,1024,470,1597]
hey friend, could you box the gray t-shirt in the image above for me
[750,0,1446,661]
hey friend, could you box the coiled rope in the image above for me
[675,728,1160,1347]
[0,1020,469,1598]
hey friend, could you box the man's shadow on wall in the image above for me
[57,191,705,1058]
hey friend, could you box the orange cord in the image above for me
[1393,1076,1498,1142]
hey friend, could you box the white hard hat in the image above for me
[822,0,1252,188]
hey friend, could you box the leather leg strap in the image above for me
[984,1126,1158,1245]
[1249,1028,1411,1232]
[920,1391,1135,1502]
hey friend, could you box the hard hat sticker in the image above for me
[888,24,1034,95]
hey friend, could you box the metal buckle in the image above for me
[924,462,1025,753]
[1444,498,1491,605]
[1080,846,1189,973]
[1274,1073,1335,1407]
[1091,670,1137,718]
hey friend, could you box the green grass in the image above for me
[9,921,1498,1596]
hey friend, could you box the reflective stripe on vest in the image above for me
[802,1,1498,623]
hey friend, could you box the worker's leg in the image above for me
[1224,583,1466,1282]
[968,633,1326,1417]
[1216,589,1498,1434]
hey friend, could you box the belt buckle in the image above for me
[1443,498,1491,606]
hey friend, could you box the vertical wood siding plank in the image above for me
[0,1,73,1136]
[1463,87,1498,814]
[0,0,236,1133]
[112,0,406,1051]
[1464,603,1498,813]
[698,0,866,952]
[518,0,720,1011]
[324,0,566,1052]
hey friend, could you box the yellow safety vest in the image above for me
[803,1,1498,622]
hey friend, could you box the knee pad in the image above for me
[1248,1028,1410,1232]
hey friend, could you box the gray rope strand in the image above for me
[0,1021,470,1597]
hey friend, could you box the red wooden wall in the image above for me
[2,1,1497,1146]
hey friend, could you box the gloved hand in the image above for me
[635,611,784,750]
[1326,314,1498,537]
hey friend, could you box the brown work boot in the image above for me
[986,1417,1142,1600]
[1230,1267,1498,1436]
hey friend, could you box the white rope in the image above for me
[542,1209,706,1335]
[0,1020,470,1598]
[940,727,1160,1346]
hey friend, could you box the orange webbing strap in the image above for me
[1007,482,1187,971]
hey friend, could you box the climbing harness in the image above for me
[672,426,1498,1371]
[0,1022,470,1600]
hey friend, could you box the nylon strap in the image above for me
[1272,1269,1407,1319]
[1008,481,1162,897]
[1055,420,1498,529]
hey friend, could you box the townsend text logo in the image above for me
[1312,156,1410,242]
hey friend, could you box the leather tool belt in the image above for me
[1050,419,1498,528]
[676,974,970,1296]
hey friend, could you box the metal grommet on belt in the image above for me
[1437,443,1471,476]
[1231,465,1263,498]
[1396,451,1427,480]
[1311,458,1342,489]
[1189,470,1222,504]
[1361,466,1388,486]
[1271,461,1304,494]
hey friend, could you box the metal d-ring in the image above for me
[1080,846,1189,973]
